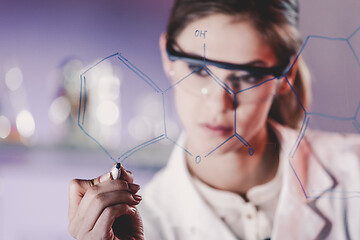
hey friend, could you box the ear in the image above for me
[277,57,298,95]
[159,32,175,79]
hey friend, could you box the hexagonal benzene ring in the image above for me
[283,72,359,199]
[286,31,360,198]
[78,53,166,164]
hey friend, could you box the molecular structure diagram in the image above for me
[287,26,360,199]
[78,27,360,199]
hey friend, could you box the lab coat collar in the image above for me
[165,120,336,239]
[269,120,336,199]
[165,135,238,239]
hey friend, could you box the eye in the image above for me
[231,73,265,85]
[188,64,208,77]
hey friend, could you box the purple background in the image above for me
[0,0,359,239]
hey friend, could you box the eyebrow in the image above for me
[166,41,289,77]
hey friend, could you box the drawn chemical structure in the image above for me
[78,27,360,199]
[287,26,360,199]
[78,29,256,166]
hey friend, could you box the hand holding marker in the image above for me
[68,162,144,239]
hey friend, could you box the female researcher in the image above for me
[68,0,360,239]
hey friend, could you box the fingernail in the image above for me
[99,173,111,183]
[129,206,137,213]
[133,194,142,201]
[129,183,140,192]
[126,170,132,174]
[111,163,121,180]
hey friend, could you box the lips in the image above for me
[202,123,233,137]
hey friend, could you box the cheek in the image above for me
[235,95,274,135]
[172,63,205,131]
[175,88,198,130]
[236,81,278,123]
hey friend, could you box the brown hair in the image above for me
[166,0,310,129]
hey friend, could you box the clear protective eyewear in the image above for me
[166,41,291,104]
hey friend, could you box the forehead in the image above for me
[175,14,277,66]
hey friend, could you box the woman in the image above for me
[68,0,360,239]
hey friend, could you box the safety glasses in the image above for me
[166,40,290,78]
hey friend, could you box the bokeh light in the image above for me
[16,110,36,138]
[5,67,23,91]
[128,116,153,141]
[48,96,71,125]
[0,115,11,139]
[96,101,119,126]
[98,75,121,100]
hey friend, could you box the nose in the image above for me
[204,80,235,114]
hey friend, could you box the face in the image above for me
[163,14,283,157]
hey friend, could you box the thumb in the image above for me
[68,172,111,221]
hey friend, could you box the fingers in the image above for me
[77,189,142,235]
[68,171,113,221]
[92,204,137,236]
[69,178,96,221]
[110,163,134,184]
[77,179,140,220]
[72,179,140,234]
[68,164,139,239]
[120,165,134,184]
[69,164,136,221]
[69,181,141,238]
[68,177,109,238]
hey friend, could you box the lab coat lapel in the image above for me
[271,122,336,239]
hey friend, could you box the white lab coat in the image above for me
[138,122,360,239]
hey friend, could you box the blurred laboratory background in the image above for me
[0,0,359,239]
